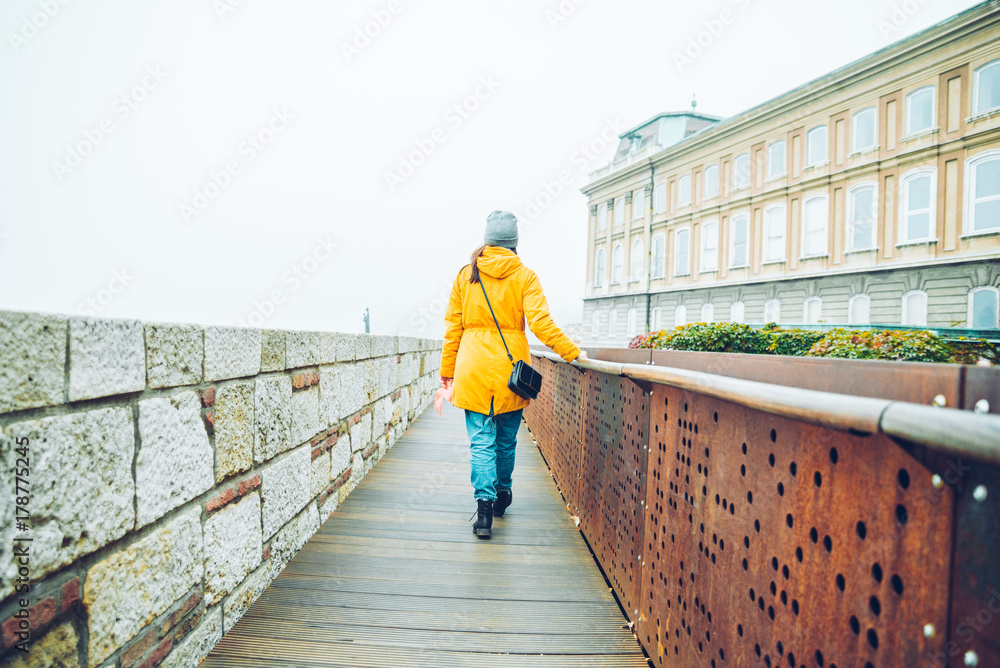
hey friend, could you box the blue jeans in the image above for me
[465,408,523,501]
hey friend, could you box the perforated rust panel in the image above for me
[524,356,557,464]
[637,385,954,668]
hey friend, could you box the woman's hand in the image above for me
[574,351,588,363]
[440,376,454,389]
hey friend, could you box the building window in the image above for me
[764,299,781,324]
[730,214,749,267]
[701,303,714,323]
[626,308,637,336]
[614,198,624,226]
[803,297,822,324]
[678,175,692,207]
[611,244,624,284]
[806,126,828,166]
[730,301,745,324]
[598,204,607,231]
[905,86,935,135]
[608,308,618,335]
[763,204,786,263]
[651,307,662,330]
[847,184,877,251]
[969,287,1000,328]
[966,151,1000,234]
[902,290,927,326]
[675,229,690,276]
[852,107,877,152]
[848,294,871,325]
[591,311,601,336]
[675,304,687,327]
[900,169,935,243]
[734,153,750,189]
[651,234,666,278]
[973,59,1000,115]
[633,189,645,219]
[802,194,828,257]
[630,239,644,282]
[767,141,786,178]
[701,221,718,271]
[654,184,667,213]
[629,135,643,153]
[594,247,605,287]
[704,165,719,199]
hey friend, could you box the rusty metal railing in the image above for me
[524,348,1000,668]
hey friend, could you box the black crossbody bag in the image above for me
[478,278,543,400]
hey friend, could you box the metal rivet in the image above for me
[932,475,944,489]
[933,394,947,407]
[974,399,990,414]
[924,623,935,638]
[973,485,988,503]
[964,650,979,666]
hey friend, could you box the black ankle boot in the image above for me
[494,489,512,518]
[473,499,493,538]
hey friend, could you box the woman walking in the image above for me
[439,210,585,538]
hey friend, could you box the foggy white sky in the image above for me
[0,0,981,340]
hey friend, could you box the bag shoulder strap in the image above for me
[478,277,514,365]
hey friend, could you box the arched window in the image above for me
[654,184,667,213]
[852,107,877,151]
[674,304,687,327]
[701,303,714,323]
[900,169,936,243]
[591,311,601,336]
[675,229,690,275]
[848,294,871,325]
[969,287,999,328]
[730,301,745,324]
[594,247,606,287]
[906,86,935,135]
[651,234,666,278]
[611,244,624,284]
[701,221,718,271]
[597,204,607,231]
[902,290,928,327]
[730,214,749,267]
[651,307,662,330]
[626,308,638,336]
[678,175,692,207]
[704,165,719,199]
[973,59,1000,114]
[965,151,1000,234]
[734,153,750,189]
[632,189,645,219]
[764,299,781,324]
[614,198,625,226]
[803,297,822,324]
[802,194,829,257]
[630,239,644,281]
[847,183,877,251]
[763,204,786,262]
[806,126,828,166]
[767,141,786,178]
[608,308,618,335]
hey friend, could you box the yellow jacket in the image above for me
[440,247,581,415]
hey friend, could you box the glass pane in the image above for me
[972,290,998,328]
[850,296,870,325]
[853,222,872,249]
[904,293,927,326]
[906,212,930,240]
[679,176,691,205]
[854,110,875,149]
[978,63,1000,112]
[974,199,1000,231]
[807,128,827,164]
[734,242,747,266]
[735,156,749,186]
[908,89,933,132]
[975,160,1000,199]
[909,176,931,210]
[734,219,748,244]
[769,143,785,176]
[731,302,745,323]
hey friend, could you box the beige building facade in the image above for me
[581,1,1000,347]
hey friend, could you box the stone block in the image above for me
[285,331,337,369]
[260,447,311,540]
[204,493,261,606]
[350,412,371,454]
[330,438,350,478]
[254,375,291,464]
[145,323,202,389]
[136,392,213,528]
[267,504,318,581]
[335,333,355,362]
[338,363,365,418]
[260,330,285,373]
[318,488,339,522]
[84,507,202,667]
[354,334,371,361]
[291,387,320,446]
[204,327,261,381]
[310,447,331,499]
[0,407,134,601]
[158,606,222,668]
[0,621,80,668]
[214,382,254,482]
[372,336,395,358]
[0,311,67,414]
[222,563,271,634]
[318,365,340,428]
[68,317,145,401]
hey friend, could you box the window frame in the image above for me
[674,227,691,276]
[677,174,692,207]
[964,149,1000,235]
[763,298,781,324]
[700,220,719,272]
[632,189,645,220]
[651,233,666,278]
[762,203,787,263]
[805,125,828,167]
[803,296,822,324]
[846,182,878,251]
[597,204,607,231]
[767,141,786,179]
[801,193,829,258]
[626,308,637,336]
[730,301,745,324]
[614,198,625,226]
[729,213,750,268]
[848,294,871,325]
[608,308,618,335]
[905,86,936,136]
[968,286,1000,328]
[851,107,878,152]
[593,247,606,287]
[899,168,937,244]
[674,304,687,327]
[611,243,624,284]
[703,164,719,199]
[700,303,714,323]
[653,183,667,213]
[901,290,928,327]
[630,238,644,282]
[651,306,662,330]
[591,311,601,336]
[973,59,1000,115]
[733,153,750,190]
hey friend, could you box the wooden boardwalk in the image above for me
[201,403,647,667]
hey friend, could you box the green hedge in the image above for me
[628,323,997,364]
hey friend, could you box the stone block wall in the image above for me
[0,310,442,668]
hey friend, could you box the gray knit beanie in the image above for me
[484,210,518,249]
